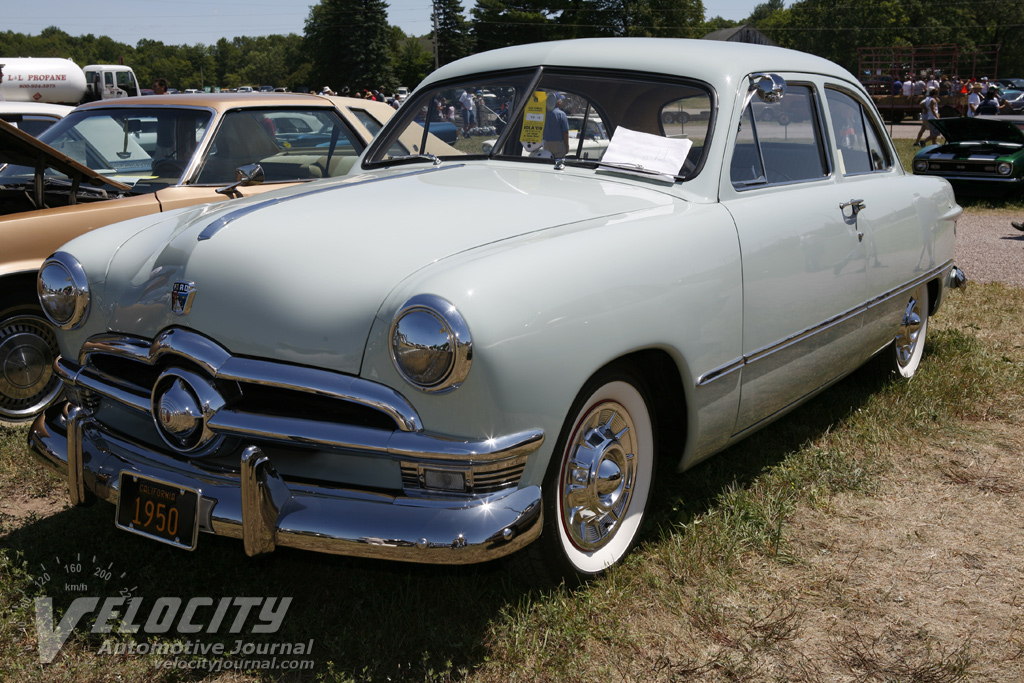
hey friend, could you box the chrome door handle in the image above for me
[840,198,866,215]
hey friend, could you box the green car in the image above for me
[913,115,1024,199]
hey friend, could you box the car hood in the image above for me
[96,163,680,374]
[929,117,1024,144]
[0,120,128,190]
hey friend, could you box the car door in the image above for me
[821,85,938,357]
[721,80,868,433]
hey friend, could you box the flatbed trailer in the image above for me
[871,93,968,123]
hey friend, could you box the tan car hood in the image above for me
[0,119,130,190]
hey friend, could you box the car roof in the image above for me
[424,38,859,92]
[0,102,74,117]
[74,92,341,113]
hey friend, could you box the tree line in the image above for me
[1,0,1020,96]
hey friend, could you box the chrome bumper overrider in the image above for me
[29,403,543,563]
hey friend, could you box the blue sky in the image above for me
[7,0,764,45]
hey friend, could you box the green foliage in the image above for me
[758,0,1024,77]
[432,0,474,66]
[393,34,434,89]
[471,0,562,54]
[304,0,395,93]
[5,0,1023,99]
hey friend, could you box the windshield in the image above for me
[0,105,364,190]
[366,68,714,180]
[0,107,213,187]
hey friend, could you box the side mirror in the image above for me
[750,73,786,104]
[124,119,143,134]
[216,163,264,198]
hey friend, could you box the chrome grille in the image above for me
[400,459,526,494]
[924,160,1003,176]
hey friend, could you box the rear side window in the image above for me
[731,84,828,188]
[825,88,892,175]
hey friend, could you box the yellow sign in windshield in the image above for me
[520,91,547,144]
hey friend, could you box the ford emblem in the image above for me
[171,281,197,315]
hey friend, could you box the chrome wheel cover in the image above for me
[0,314,61,421]
[559,401,637,551]
[895,292,924,368]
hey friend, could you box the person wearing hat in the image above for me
[542,92,570,158]
[967,82,982,117]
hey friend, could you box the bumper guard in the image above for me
[30,403,543,564]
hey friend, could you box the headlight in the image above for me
[913,159,929,172]
[37,252,90,330]
[998,162,1012,175]
[389,294,471,393]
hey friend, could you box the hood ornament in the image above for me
[171,281,197,315]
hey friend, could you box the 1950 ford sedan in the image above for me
[29,38,965,584]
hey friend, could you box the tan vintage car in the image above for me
[0,93,398,422]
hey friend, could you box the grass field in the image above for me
[3,282,1022,682]
[3,151,1023,681]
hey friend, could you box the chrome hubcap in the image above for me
[560,401,637,551]
[0,314,61,420]
[895,293,923,367]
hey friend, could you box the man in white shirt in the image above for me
[459,88,476,137]
[967,83,982,117]
[902,75,912,97]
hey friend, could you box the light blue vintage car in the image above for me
[30,38,964,583]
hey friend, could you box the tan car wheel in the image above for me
[0,307,62,422]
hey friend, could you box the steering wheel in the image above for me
[152,157,187,178]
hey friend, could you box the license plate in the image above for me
[115,473,200,550]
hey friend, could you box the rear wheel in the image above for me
[0,306,62,422]
[520,364,656,584]
[884,284,929,378]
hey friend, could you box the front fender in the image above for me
[361,200,744,482]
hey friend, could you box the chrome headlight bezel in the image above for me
[998,161,1013,176]
[37,251,90,330]
[389,294,472,394]
[913,159,929,173]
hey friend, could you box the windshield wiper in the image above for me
[384,153,444,166]
[590,160,685,181]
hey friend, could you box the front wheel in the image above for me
[522,365,656,584]
[0,306,62,422]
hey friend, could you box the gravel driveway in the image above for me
[954,208,1024,288]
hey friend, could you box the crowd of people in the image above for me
[893,72,1016,118]
[319,85,402,108]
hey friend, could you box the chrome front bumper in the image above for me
[29,403,543,564]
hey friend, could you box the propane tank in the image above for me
[0,58,88,104]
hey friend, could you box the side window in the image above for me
[731,84,828,189]
[825,88,892,175]
[731,106,765,185]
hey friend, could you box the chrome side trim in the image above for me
[197,164,466,241]
[698,261,953,386]
[696,358,743,387]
